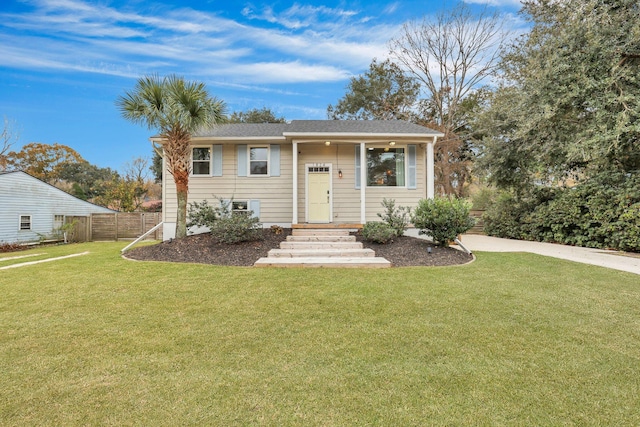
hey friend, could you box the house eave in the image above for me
[191,136,287,142]
[283,132,444,139]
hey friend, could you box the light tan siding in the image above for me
[163,141,429,229]
[163,143,293,224]
[296,143,427,224]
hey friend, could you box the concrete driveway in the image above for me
[459,234,640,275]
[405,229,640,275]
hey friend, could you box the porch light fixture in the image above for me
[325,141,331,146]
[389,141,396,146]
[338,169,343,178]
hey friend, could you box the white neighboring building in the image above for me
[0,171,114,244]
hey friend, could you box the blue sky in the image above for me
[0,0,523,172]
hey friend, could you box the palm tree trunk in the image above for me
[164,127,192,239]
[174,168,189,239]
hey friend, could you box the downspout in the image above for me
[292,141,298,225]
[360,142,366,224]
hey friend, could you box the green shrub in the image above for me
[612,203,640,252]
[377,198,411,237]
[187,200,218,229]
[361,222,397,244]
[412,197,476,246]
[187,197,263,244]
[483,171,640,252]
[210,199,263,244]
[483,187,557,240]
[210,213,263,244]
[470,187,497,210]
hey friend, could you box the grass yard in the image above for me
[1,242,639,426]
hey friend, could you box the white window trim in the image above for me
[365,145,407,188]
[19,215,32,231]
[248,145,270,177]
[191,146,212,177]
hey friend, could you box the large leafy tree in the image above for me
[389,4,506,196]
[57,161,118,200]
[96,157,151,212]
[117,75,226,238]
[229,107,286,124]
[327,58,420,121]
[480,0,640,190]
[6,142,83,182]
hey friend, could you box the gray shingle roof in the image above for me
[193,120,442,138]
[194,123,289,138]
[287,120,441,135]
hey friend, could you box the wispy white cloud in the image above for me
[0,0,392,88]
[241,3,360,30]
[222,60,351,84]
[465,0,523,7]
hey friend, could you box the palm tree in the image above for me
[117,74,226,238]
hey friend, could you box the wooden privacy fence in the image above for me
[66,213,162,242]
[468,210,485,234]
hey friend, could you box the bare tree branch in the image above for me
[1,116,20,170]
[389,4,506,133]
[388,4,507,196]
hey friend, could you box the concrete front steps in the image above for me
[254,228,391,268]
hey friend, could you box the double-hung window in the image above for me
[192,147,211,175]
[237,144,280,177]
[367,147,406,187]
[192,145,222,176]
[249,146,268,176]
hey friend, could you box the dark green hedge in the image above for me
[483,171,640,252]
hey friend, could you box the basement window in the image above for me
[232,201,249,215]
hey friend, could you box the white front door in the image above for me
[306,165,332,223]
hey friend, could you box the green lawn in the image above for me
[1,242,639,426]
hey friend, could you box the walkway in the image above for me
[405,230,640,275]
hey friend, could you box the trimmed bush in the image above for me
[361,222,397,244]
[187,197,263,244]
[377,198,412,237]
[187,200,218,229]
[210,213,263,244]
[412,197,476,246]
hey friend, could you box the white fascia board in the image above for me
[190,136,287,142]
[283,132,444,139]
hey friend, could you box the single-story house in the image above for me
[0,170,114,244]
[157,120,443,240]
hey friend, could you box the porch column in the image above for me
[427,137,436,199]
[292,141,298,224]
[360,142,366,224]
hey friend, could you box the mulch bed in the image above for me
[124,228,474,267]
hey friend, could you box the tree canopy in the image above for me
[6,142,83,183]
[479,0,640,190]
[229,107,286,123]
[327,59,420,121]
